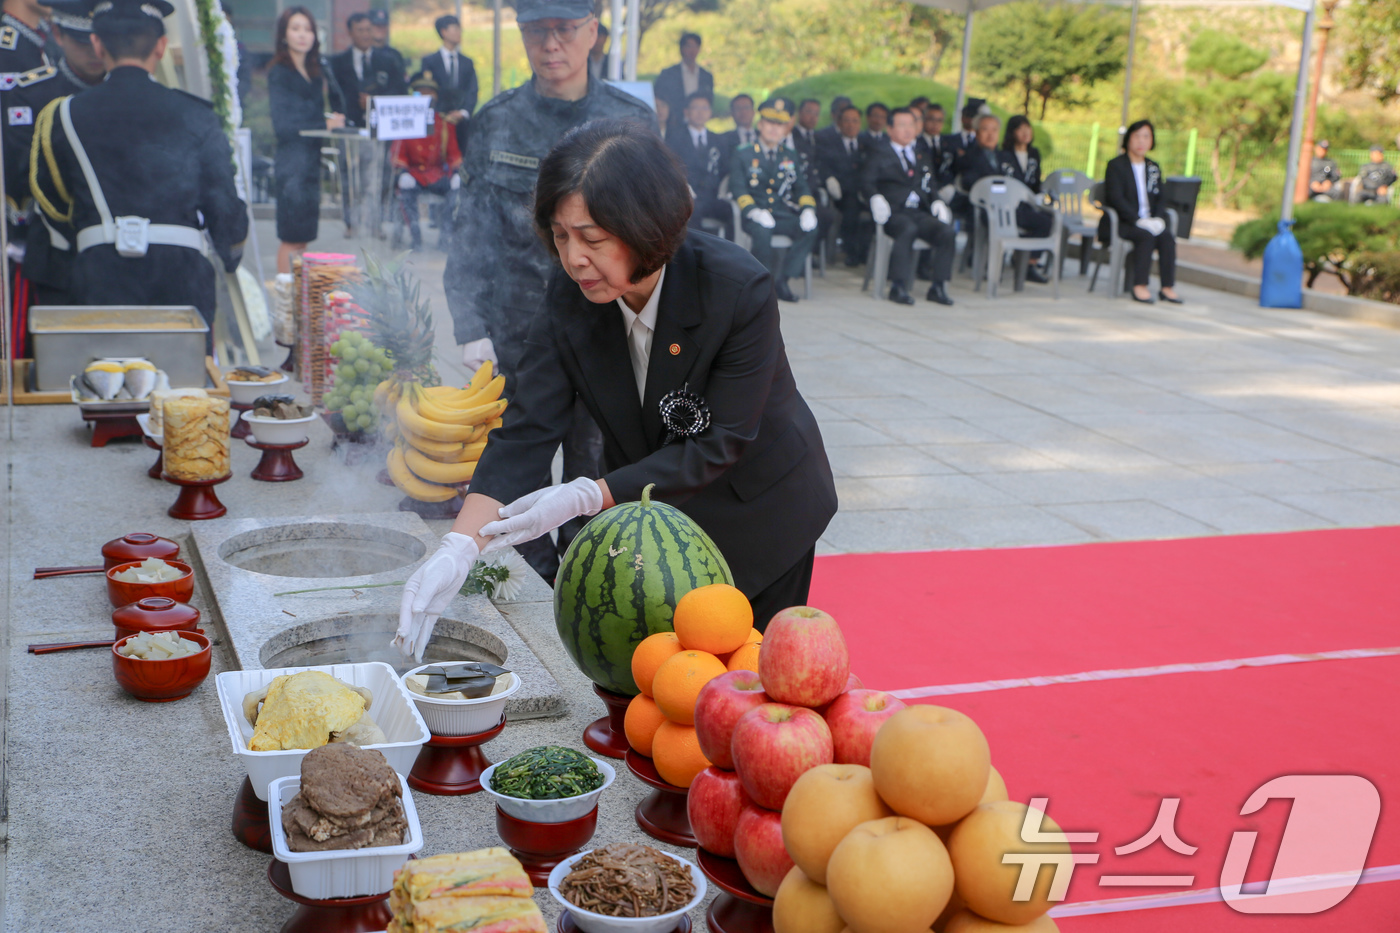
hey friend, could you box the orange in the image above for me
[631,631,684,697]
[652,721,712,788]
[652,650,728,724]
[624,694,667,756]
[727,640,762,673]
[746,628,763,644]
[674,584,754,655]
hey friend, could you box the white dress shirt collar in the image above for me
[618,266,666,402]
[689,125,707,147]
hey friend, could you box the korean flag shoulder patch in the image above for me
[7,105,33,125]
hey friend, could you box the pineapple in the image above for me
[357,251,441,389]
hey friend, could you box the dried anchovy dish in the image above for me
[489,746,604,799]
[559,843,696,917]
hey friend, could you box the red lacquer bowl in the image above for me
[101,532,181,571]
[112,631,212,702]
[105,559,195,608]
[112,597,202,641]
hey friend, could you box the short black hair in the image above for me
[927,102,944,114]
[799,98,820,110]
[94,16,163,59]
[731,93,753,106]
[434,14,458,35]
[346,11,369,30]
[1001,114,1033,151]
[685,90,712,107]
[679,31,701,50]
[535,120,692,284]
[889,107,917,125]
[866,101,888,117]
[909,95,930,108]
[961,102,981,119]
[830,95,852,113]
[1122,119,1155,151]
[838,105,860,119]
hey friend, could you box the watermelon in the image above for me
[554,483,733,695]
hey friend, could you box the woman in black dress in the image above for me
[268,7,346,273]
[1099,119,1181,305]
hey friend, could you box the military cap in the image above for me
[1370,144,1384,153]
[515,0,594,23]
[91,0,174,22]
[47,0,97,33]
[410,74,439,93]
[367,8,389,26]
[1316,139,1330,150]
[757,96,795,123]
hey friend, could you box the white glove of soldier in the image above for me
[931,200,952,223]
[397,173,417,191]
[938,183,956,203]
[870,194,892,225]
[799,208,817,232]
[748,208,777,229]
[461,337,497,373]
[396,533,478,661]
[1136,217,1166,237]
[826,176,842,201]
[450,174,461,190]
[480,477,605,553]
[904,191,921,209]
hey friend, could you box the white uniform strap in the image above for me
[58,95,115,242]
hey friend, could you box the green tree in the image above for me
[1144,31,1294,209]
[971,0,1128,118]
[1341,0,1400,104]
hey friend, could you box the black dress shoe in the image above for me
[926,282,954,305]
[1158,290,1184,304]
[888,283,916,305]
[775,280,800,302]
[1026,266,1050,285]
[1131,291,1155,304]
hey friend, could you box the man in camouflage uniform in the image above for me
[443,0,654,580]
[729,96,819,303]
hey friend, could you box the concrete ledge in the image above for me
[1176,260,1400,329]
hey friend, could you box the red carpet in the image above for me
[806,528,1400,928]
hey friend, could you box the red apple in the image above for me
[826,689,908,767]
[694,670,770,770]
[814,673,865,717]
[735,803,794,897]
[688,766,748,857]
[730,703,834,810]
[759,606,850,708]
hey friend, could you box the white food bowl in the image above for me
[547,848,706,933]
[479,755,615,824]
[216,662,430,801]
[269,771,424,899]
[400,665,522,736]
[242,412,316,446]
[225,372,289,404]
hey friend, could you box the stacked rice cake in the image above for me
[388,848,545,933]
[162,395,230,480]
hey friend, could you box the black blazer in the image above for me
[420,48,478,115]
[653,62,713,134]
[1098,154,1166,243]
[470,232,838,596]
[329,47,408,126]
[860,141,939,210]
[668,126,726,199]
[915,133,955,187]
[789,125,821,190]
[816,131,863,195]
[1002,145,1042,193]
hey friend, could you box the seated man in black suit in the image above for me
[817,103,869,266]
[789,97,835,245]
[858,102,889,155]
[421,14,479,153]
[670,91,732,239]
[723,93,757,149]
[916,103,957,196]
[862,108,956,306]
[816,95,852,148]
[652,31,713,138]
[954,113,1052,284]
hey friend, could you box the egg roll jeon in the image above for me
[386,895,546,933]
[247,671,370,751]
[391,848,533,903]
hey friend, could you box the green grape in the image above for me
[340,345,359,363]
[334,364,353,382]
[330,340,343,357]
[356,413,374,430]
[325,394,343,411]
[353,358,370,374]
[368,365,383,379]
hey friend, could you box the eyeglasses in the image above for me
[520,15,593,46]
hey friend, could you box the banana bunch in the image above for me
[381,362,508,502]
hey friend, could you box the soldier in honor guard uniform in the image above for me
[4,0,104,308]
[30,0,248,332]
[0,0,51,81]
[443,0,654,581]
[862,107,956,306]
[730,96,819,303]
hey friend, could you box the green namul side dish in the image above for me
[489,746,604,799]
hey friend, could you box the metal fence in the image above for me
[1037,122,1396,212]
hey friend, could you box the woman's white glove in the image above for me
[931,200,952,223]
[450,174,461,190]
[799,208,817,232]
[870,194,891,225]
[825,177,842,200]
[1136,217,1166,237]
[461,337,497,372]
[480,477,604,553]
[747,208,777,229]
[396,532,478,662]
[397,173,417,191]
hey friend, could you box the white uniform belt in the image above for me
[76,223,209,256]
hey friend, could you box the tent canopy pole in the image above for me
[1119,0,1140,135]
[624,0,640,80]
[492,0,502,96]
[1280,4,1316,222]
[609,0,623,80]
[955,2,974,118]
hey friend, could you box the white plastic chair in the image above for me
[970,176,1062,299]
[1044,169,1097,277]
[1087,182,1179,298]
[861,222,932,299]
[728,198,814,299]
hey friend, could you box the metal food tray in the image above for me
[30,306,208,391]
[69,375,153,415]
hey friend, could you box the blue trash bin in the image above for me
[1260,219,1303,309]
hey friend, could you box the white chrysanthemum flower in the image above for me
[482,548,529,601]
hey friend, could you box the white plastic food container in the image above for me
[479,756,615,824]
[217,662,430,801]
[242,412,316,446]
[548,848,706,933]
[225,372,289,404]
[269,771,424,899]
[400,665,522,736]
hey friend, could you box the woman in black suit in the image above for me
[1000,115,1042,193]
[267,7,346,273]
[1099,119,1181,304]
[397,120,838,658]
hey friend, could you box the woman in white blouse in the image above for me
[1098,119,1182,305]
